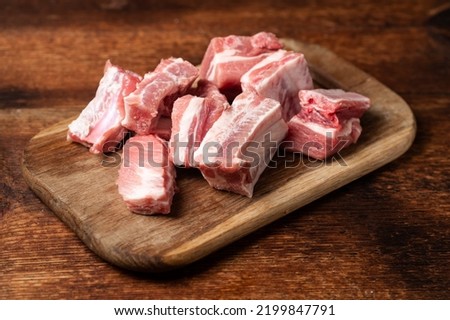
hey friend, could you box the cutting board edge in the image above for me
[21,144,172,272]
[21,113,416,272]
[155,43,419,270]
[20,39,417,272]
[161,122,417,269]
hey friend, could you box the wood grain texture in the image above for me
[21,40,416,272]
[1,0,449,299]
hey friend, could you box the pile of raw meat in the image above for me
[67,32,371,215]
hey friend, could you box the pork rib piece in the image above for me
[198,32,283,99]
[117,135,176,215]
[285,117,362,160]
[169,80,229,168]
[190,80,230,135]
[122,57,198,135]
[285,89,371,159]
[170,95,208,168]
[241,49,314,122]
[194,92,288,197]
[67,60,142,154]
[297,89,371,127]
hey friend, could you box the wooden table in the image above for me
[1,0,449,299]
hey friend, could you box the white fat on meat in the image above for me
[117,135,176,215]
[285,117,362,160]
[169,81,229,168]
[122,57,198,135]
[194,92,288,197]
[285,89,370,159]
[198,32,283,99]
[297,89,371,127]
[67,60,142,153]
[170,96,207,167]
[241,49,314,122]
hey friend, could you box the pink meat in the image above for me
[285,89,371,159]
[117,135,176,215]
[285,117,362,160]
[122,57,198,135]
[194,92,288,197]
[194,80,230,133]
[67,60,142,154]
[195,79,230,104]
[198,32,283,99]
[170,95,208,167]
[169,81,229,167]
[297,89,371,127]
[241,49,314,122]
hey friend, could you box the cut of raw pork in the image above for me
[117,135,176,215]
[67,60,142,154]
[241,49,314,122]
[198,32,283,99]
[195,80,230,110]
[170,95,207,168]
[296,89,370,127]
[169,80,229,168]
[194,92,288,197]
[285,117,362,160]
[285,89,371,159]
[122,57,198,135]
[191,80,230,133]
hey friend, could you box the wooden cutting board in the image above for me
[21,39,416,272]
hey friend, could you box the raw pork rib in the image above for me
[67,60,142,154]
[191,80,230,133]
[241,49,314,122]
[194,92,288,197]
[117,135,176,214]
[122,58,198,135]
[285,117,362,160]
[170,80,229,167]
[198,32,283,98]
[296,89,370,127]
[285,89,371,159]
[170,95,207,168]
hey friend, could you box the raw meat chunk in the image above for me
[122,58,198,135]
[195,80,230,132]
[285,117,362,160]
[169,81,229,167]
[67,60,142,153]
[170,95,208,167]
[198,32,283,99]
[297,89,371,127]
[285,89,371,159]
[117,135,176,215]
[241,49,314,122]
[194,92,288,197]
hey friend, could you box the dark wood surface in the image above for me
[21,41,416,273]
[1,0,449,299]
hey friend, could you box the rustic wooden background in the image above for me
[1,0,449,299]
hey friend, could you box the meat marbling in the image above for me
[169,80,229,167]
[194,92,288,197]
[117,135,176,215]
[285,89,371,159]
[67,60,142,154]
[122,57,198,135]
[241,49,314,122]
[198,32,283,99]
